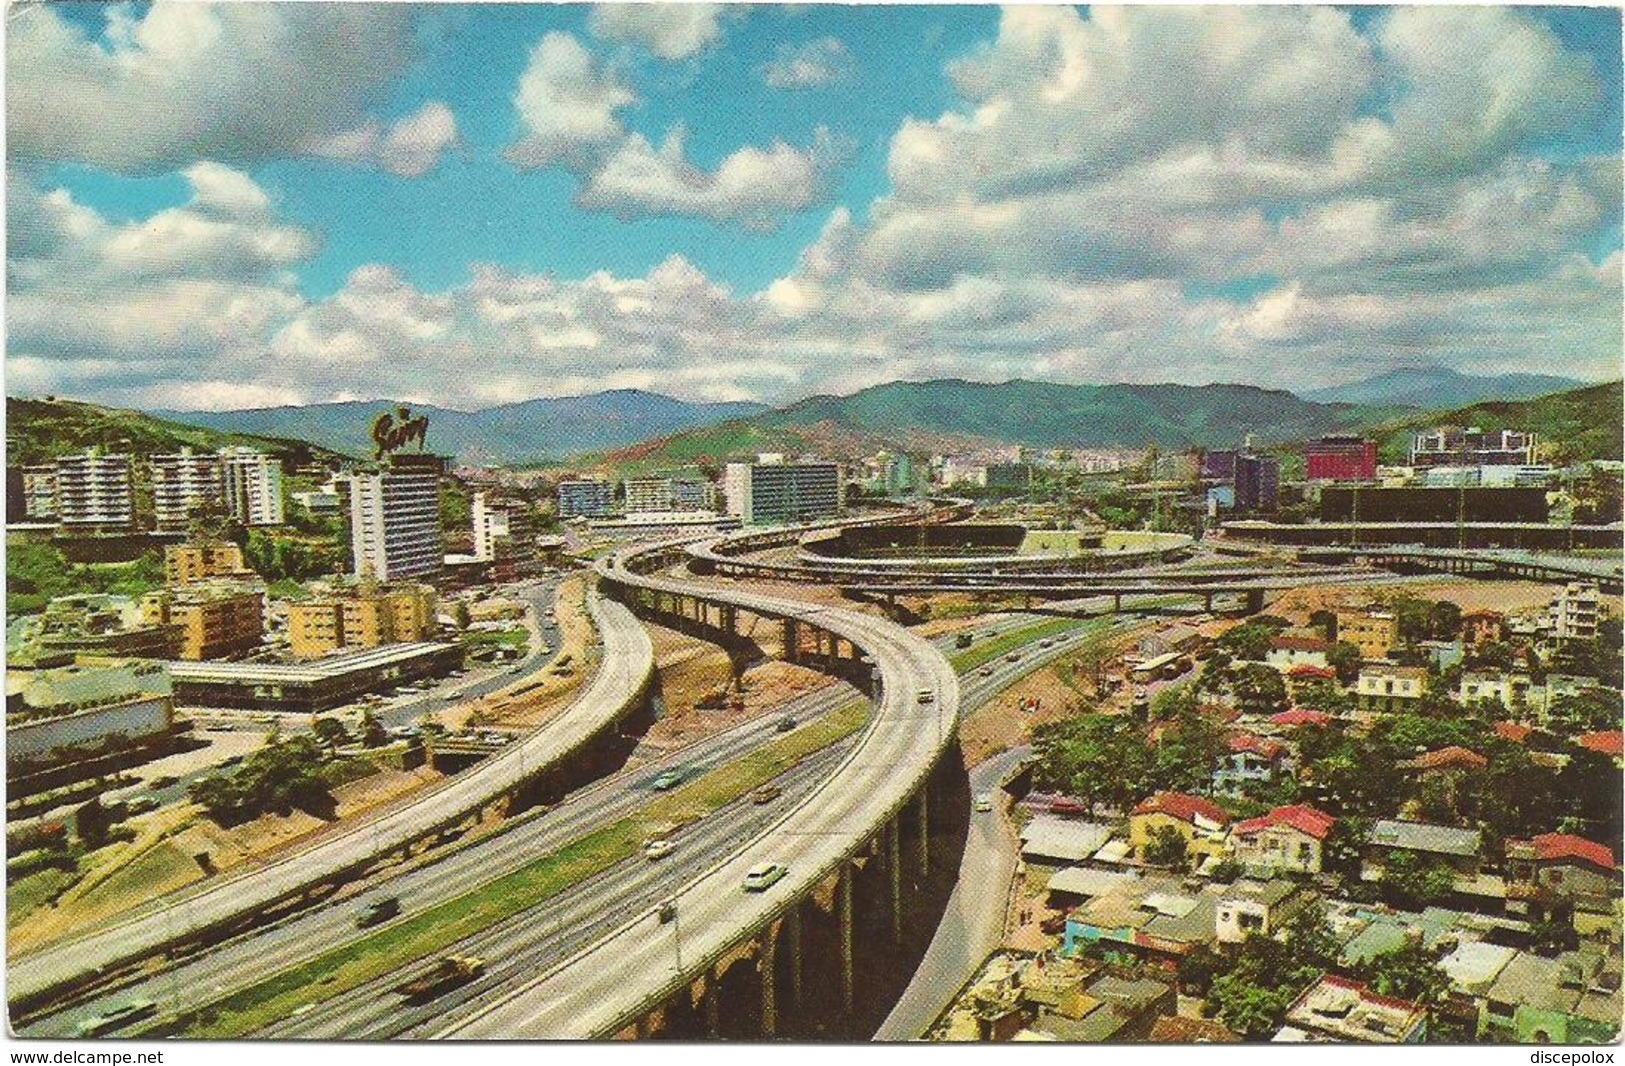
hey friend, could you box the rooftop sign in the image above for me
[371,406,429,460]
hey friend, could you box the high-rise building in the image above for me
[1411,427,1535,468]
[1200,449,1238,482]
[1234,454,1280,513]
[472,492,512,561]
[55,450,135,531]
[724,460,844,525]
[1304,436,1378,482]
[151,448,226,533]
[20,465,58,520]
[220,447,285,526]
[557,479,615,519]
[671,478,714,511]
[623,478,676,513]
[348,454,445,581]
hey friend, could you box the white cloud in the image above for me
[763,36,853,90]
[7,2,415,173]
[310,102,462,179]
[507,31,839,230]
[586,4,724,61]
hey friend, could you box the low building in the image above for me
[1505,834,1619,908]
[1232,805,1337,876]
[1029,973,1175,1041]
[1212,733,1290,796]
[34,594,182,660]
[1461,610,1505,649]
[1149,1016,1241,1043]
[1265,635,1333,671]
[165,541,257,586]
[169,642,463,714]
[1336,610,1397,661]
[140,587,265,661]
[1399,746,1488,776]
[1550,583,1602,641]
[1356,664,1427,712]
[1478,951,1622,1043]
[1362,820,1484,882]
[1062,874,1226,968]
[1280,975,1427,1043]
[7,663,175,777]
[286,583,439,659]
[1214,877,1315,945]
[1020,816,1115,865]
[1129,792,1232,866]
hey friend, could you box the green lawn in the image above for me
[6,868,76,928]
[458,627,530,650]
[160,699,872,1038]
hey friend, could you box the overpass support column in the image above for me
[760,928,778,1037]
[785,904,803,1007]
[1113,593,1122,613]
[916,787,930,875]
[888,817,903,943]
[1204,592,1214,613]
[838,863,855,1013]
[721,605,736,635]
[704,970,720,1038]
[783,619,799,663]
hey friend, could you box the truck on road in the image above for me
[393,956,486,1003]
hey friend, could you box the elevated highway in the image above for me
[439,544,962,1038]
[1293,545,1623,594]
[7,592,656,1013]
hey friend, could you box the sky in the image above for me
[6,2,1622,411]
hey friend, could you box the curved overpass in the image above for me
[439,545,961,1038]
[8,592,655,1011]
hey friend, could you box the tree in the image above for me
[450,600,472,630]
[1208,975,1296,1040]
[311,716,350,749]
[1382,850,1456,909]
[1232,664,1289,716]
[359,710,389,748]
[1179,942,1227,994]
[1209,858,1244,884]
[1308,610,1338,642]
[1219,623,1279,663]
[1143,824,1189,868]
[1352,938,1451,1005]
[1326,642,1363,686]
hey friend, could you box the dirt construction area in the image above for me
[450,575,594,732]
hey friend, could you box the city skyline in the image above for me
[8,3,1623,412]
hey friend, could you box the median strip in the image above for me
[152,699,872,1039]
[950,618,1089,672]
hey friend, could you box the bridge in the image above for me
[7,593,656,1014]
[1294,546,1623,594]
[438,542,962,1039]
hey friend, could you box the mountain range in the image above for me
[1301,367,1584,408]
[153,391,768,466]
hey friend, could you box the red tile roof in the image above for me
[1149,1016,1241,1043]
[1228,733,1286,760]
[1271,635,1334,653]
[1493,722,1532,745]
[1234,804,1337,841]
[1512,833,1617,872]
[1402,746,1488,771]
[1288,665,1338,681]
[1133,791,1232,827]
[1271,709,1334,727]
[1578,731,1624,757]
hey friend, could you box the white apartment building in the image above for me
[623,478,676,513]
[151,448,225,532]
[55,450,135,530]
[21,465,58,520]
[1356,664,1427,712]
[556,479,615,519]
[1550,583,1601,641]
[472,492,511,561]
[348,456,444,581]
[723,459,843,526]
[220,447,285,526]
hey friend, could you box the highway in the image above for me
[875,745,1029,1041]
[15,678,862,1038]
[438,547,965,1038]
[7,590,656,1011]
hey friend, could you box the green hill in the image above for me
[1371,381,1624,465]
[5,397,351,468]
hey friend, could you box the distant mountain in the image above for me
[589,379,1396,472]
[1371,380,1624,465]
[5,396,349,469]
[1301,367,1585,409]
[152,390,768,466]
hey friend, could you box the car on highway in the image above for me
[751,784,782,805]
[75,998,157,1037]
[776,715,797,733]
[1006,652,1022,663]
[643,839,676,861]
[148,775,180,790]
[1039,638,1054,648]
[978,666,995,677]
[742,862,789,892]
[955,633,975,649]
[355,896,401,928]
[916,688,935,704]
[974,793,995,812]
[651,769,685,791]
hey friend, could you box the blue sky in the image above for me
[8,4,1622,410]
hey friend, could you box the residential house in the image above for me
[1577,731,1623,764]
[1400,746,1488,776]
[1478,951,1622,1043]
[1270,709,1336,730]
[1362,820,1484,883]
[1232,805,1337,876]
[1026,972,1176,1042]
[1461,610,1505,649]
[1129,792,1232,867]
[1278,975,1428,1043]
[1214,878,1316,945]
[1265,635,1334,672]
[1505,834,1619,910]
[1211,734,1290,796]
[1020,817,1115,866]
[1356,664,1427,712]
[1061,874,1225,969]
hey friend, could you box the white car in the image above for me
[643,839,676,861]
[974,793,995,813]
[742,862,789,892]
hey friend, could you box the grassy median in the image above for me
[157,698,871,1038]
[950,618,1088,672]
